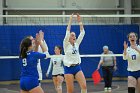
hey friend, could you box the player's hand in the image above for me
[39,30,44,41]
[123,41,128,50]
[70,13,74,21]
[76,13,81,23]
[131,45,138,50]
[35,33,42,45]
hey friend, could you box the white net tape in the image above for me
[0,54,123,59]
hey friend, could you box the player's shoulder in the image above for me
[27,51,40,57]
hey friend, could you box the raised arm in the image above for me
[63,14,74,49]
[123,41,128,60]
[76,13,85,45]
[36,31,47,53]
[67,13,73,32]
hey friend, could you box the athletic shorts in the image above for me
[128,70,140,80]
[64,64,81,75]
[52,74,64,77]
[20,76,39,91]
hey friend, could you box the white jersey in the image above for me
[47,56,64,75]
[123,45,140,71]
[63,30,85,67]
[37,40,49,80]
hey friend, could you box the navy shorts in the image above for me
[128,70,140,80]
[64,64,81,75]
[20,76,39,91]
[52,74,64,77]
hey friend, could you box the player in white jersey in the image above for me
[27,31,49,85]
[63,13,87,93]
[46,45,64,93]
[37,40,49,84]
[123,32,140,93]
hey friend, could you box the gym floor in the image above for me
[0,80,128,93]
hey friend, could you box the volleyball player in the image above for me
[63,13,87,93]
[123,32,140,93]
[20,31,48,93]
[26,31,49,85]
[46,45,64,93]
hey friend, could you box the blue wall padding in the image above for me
[0,25,139,80]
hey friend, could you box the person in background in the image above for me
[46,45,64,93]
[97,45,117,93]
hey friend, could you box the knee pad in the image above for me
[128,87,135,93]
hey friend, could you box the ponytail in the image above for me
[19,38,32,58]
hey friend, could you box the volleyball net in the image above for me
[0,14,140,25]
[0,14,140,80]
[0,14,140,58]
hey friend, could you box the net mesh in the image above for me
[0,15,140,25]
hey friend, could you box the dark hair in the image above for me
[55,45,63,54]
[19,38,32,58]
[127,32,138,39]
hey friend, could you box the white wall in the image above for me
[7,0,63,8]
[0,0,3,24]
[7,0,119,8]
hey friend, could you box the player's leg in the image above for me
[53,76,58,91]
[20,90,29,93]
[29,86,44,93]
[64,74,74,93]
[56,75,64,93]
[137,78,140,93]
[75,71,87,93]
[128,76,137,93]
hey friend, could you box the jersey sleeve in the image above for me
[46,59,53,75]
[76,29,85,45]
[63,31,70,50]
[32,52,47,59]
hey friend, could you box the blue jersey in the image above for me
[20,51,46,78]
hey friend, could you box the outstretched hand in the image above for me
[123,41,128,50]
[70,13,74,21]
[39,30,44,41]
[76,13,81,23]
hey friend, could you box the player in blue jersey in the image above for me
[26,31,49,86]
[19,31,48,93]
